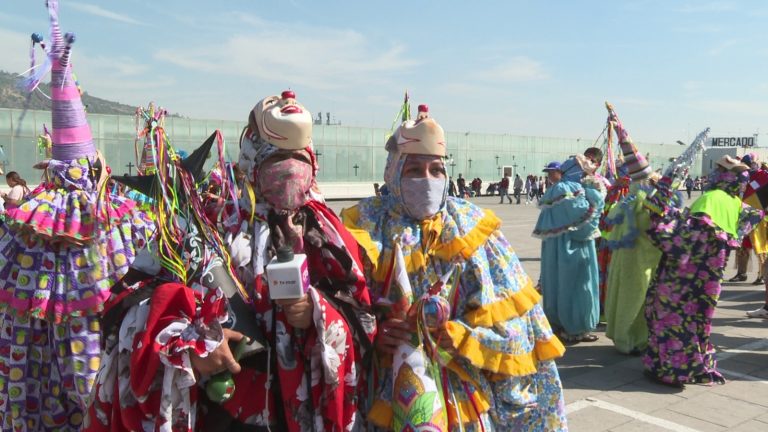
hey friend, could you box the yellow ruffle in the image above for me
[445,321,566,376]
[463,279,540,327]
[535,336,566,361]
[340,205,381,268]
[433,210,501,260]
[343,207,501,284]
[750,219,768,255]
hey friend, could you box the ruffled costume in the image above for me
[603,184,670,354]
[740,169,768,277]
[344,146,567,431]
[597,176,630,314]
[534,157,604,337]
[86,93,375,432]
[642,171,762,385]
[0,3,154,430]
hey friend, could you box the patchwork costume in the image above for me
[0,2,153,430]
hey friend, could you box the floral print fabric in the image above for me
[344,196,567,432]
[85,200,374,432]
[642,178,762,385]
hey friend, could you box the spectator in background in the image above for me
[531,175,540,203]
[1,171,30,211]
[448,177,457,197]
[457,173,466,197]
[485,181,497,196]
[499,173,512,203]
[685,176,694,199]
[374,182,382,197]
[524,175,532,204]
[513,174,524,204]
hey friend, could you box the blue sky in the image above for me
[1,0,767,143]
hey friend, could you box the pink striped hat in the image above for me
[29,0,95,160]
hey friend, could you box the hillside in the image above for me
[0,70,146,115]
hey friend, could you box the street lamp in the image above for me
[497,166,501,176]
[353,164,360,177]
[449,153,456,178]
[495,155,499,165]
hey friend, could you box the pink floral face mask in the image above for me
[257,156,313,211]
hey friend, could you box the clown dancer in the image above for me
[602,116,667,355]
[87,91,376,431]
[344,104,567,431]
[643,156,762,386]
[0,1,153,430]
[534,153,606,344]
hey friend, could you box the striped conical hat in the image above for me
[45,0,96,160]
[609,109,652,181]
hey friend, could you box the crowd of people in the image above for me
[532,110,768,389]
[0,2,765,431]
[447,173,548,206]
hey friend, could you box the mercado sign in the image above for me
[709,136,758,148]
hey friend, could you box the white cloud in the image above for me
[154,13,418,91]
[0,28,35,75]
[69,2,146,26]
[68,53,176,105]
[476,57,549,82]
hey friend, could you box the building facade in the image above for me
[0,107,732,197]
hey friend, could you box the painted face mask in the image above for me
[401,177,447,220]
[258,157,313,211]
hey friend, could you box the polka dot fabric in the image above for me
[0,156,155,430]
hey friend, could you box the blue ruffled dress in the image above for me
[534,161,604,337]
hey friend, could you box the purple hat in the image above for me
[26,0,95,161]
[543,161,561,172]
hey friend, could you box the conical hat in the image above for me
[46,0,96,160]
[612,118,652,181]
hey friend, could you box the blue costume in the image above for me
[534,156,605,339]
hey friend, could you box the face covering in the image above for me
[258,158,313,211]
[401,177,447,220]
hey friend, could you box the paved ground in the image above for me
[329,194,768,432]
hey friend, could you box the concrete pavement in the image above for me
[329,194,768,432]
